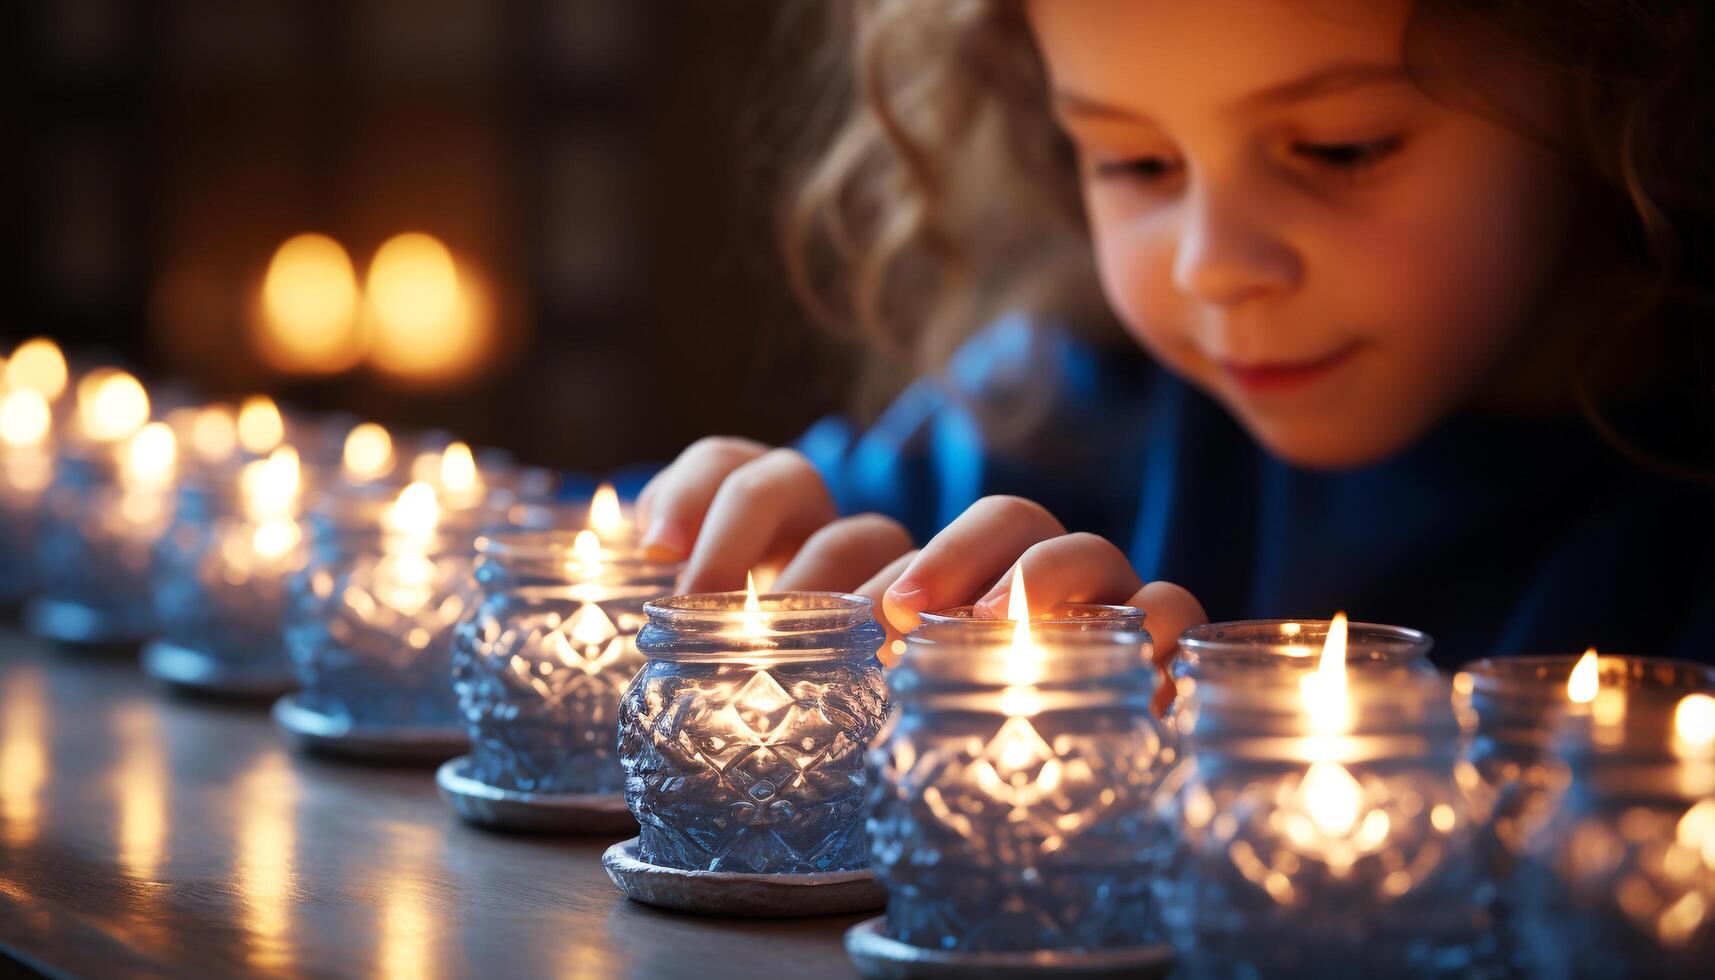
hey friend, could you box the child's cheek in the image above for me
[1088,211,1204,377]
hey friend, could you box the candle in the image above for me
[147,446,309,694]
[283,479,542,740]
[449,496,679,803]
[1512,670,1715,977]
[0,385,57,602]
[859,574,1169,955]
[236,395,285,456]
[617,575,887,873]
[27,378,174,646]
[1162,616,1497,977]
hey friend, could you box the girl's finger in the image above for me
[881,495,1065,635]
[773,513,914,594]
[678,448,838,593]
[636,436,767,559]
[971,532,1144,617]
[853,549,918,666]
[1123,580,1207,716]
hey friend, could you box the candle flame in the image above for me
[1567,647,1599,704]
[342,423,394,481]
[737,570,768,638]
[1299,612,1350,733]
[589,483,624,539]
[123,422,177,487]
[190,405,238,461]
[1675,693,1715,749]
[237,396,285,454]
[0,389,52,447]
[439,442,478,494]
[250,519,302,562]
[386,482,440,538]
[3,339,68,400]
[365,232,486,380]
[77,369,150,443]
[241,447,301,521]
[567,601,617,648]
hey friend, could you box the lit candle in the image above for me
[445,511,680,820]
[281,479,528,749]
[1163,616,1495,977]
[617,576,887,873]
[145,445,309,695]
[857,570,1171,957]
[0,385,56,601]
[236,396,285,456]
[341,422,394,484]
[1512,668,1715,976]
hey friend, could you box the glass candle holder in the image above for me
[450,530,678,794]
[867,610,1171,954]
[284,485,539,730]
[29,442,176,643]
[0,441,54,603]
[1511,670,1715,978]
[617,591,887,874]
[150,456,312,687]
[1162,621,1497,977]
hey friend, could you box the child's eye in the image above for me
[1091,155,1182,182]
[1290,136,1403,174]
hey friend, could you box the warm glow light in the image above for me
[191,405,238,461]
[258,233,363,374]
[0,389,52,447]
[342,423,393,481]
[241,447,302,521]
[237,396,285,454]
[1300,759,1364,838]
[573,529,603,567]
[1675,694,1715,749]
[438,441,479,494]
[568,601,617,648]
[235,754,297,971]
[365,233,486,380]
[589,483,625,539]
[122,422,177,487]
[77,369,150,443]
[0,670,46,849]
[4,339,69,400]
[1568,648,1599,704]
[386,482,441,538]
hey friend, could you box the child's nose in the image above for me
[1169,183,1302,307]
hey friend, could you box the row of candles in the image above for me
[3,337,1713,976]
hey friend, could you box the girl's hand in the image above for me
[636,436,913,597]
[880,496,1206,696]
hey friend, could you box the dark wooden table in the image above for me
[0,631,865,979]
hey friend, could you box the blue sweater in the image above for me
[797,315,1713,669]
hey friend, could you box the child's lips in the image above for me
[1216,343,1361,393]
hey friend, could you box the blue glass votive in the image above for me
[1511,662,1715,979]
[29,443,175,644]
[284,483,537,730]
[151,457,310,688]
[618,590,887,873]
[1162,620,1497,978]
[451,530,678,794]
[867,606,1172,953]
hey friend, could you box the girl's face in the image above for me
[1027,0,1576,468]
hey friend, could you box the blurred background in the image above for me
[7,0,854,477]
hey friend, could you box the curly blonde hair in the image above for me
[779,0,1714,471]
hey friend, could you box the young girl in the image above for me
[636,0,1713,668]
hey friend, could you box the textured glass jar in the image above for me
[450,531,678,794]
[151,468,310,683]
[1162,623,1497,978]
[284,488,532,729]
[618,591,887,873]
[0,441,54,603]
[30,446,175,642]
[1512,668,1715,978]
[867,610,1172,953]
